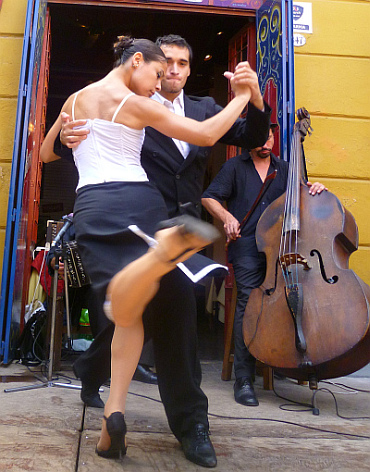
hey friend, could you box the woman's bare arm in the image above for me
[40,115,63,163]
[40,95,77,162]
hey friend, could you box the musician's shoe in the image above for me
[181,424,217,468]
[132,364,158,385]
[234,377,259,407]
[73,364,104,408]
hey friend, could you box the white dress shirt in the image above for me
[151,91,190,159]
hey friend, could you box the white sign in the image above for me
[293,34,306,47]
[293,2,313,34]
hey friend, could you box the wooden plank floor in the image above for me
[1,360,369,471]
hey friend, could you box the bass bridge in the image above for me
[279,253,311,273]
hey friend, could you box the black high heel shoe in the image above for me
[96,412,127,459]
[155,215,220,264]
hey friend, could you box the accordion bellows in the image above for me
[64,240,91,288]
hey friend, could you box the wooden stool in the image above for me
[221,271,273,390]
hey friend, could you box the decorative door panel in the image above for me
[257,0,295,160]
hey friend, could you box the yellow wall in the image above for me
[294,0,370,284]
[0,0,28,286]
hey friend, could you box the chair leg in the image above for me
[263,364,274,390]
[221,279,237,381]
[256,360,274,390]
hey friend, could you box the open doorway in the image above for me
[38,3,255,359]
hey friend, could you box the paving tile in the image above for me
[78,430,190,471]
[0,423,78,471]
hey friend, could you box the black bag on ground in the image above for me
[15,306,47,365]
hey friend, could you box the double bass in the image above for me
[243,108,370,386]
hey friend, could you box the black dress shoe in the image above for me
[234,377,259,406]
[73,364,104,408]
[80,382,105,408]
[181,424,217,468]
[132,364,158,385]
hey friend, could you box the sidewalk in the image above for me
[1,358,369,471]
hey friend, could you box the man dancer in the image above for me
[52,35,271,468]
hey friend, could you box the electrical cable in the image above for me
[207,412,370,439]
[321,380,370,394]
[124,383,370,440]
[311,387,370,421]
[272,378,370,420]
[272,378,314,412]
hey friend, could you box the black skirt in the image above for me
[73,181,168,294]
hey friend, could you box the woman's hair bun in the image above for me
[112,35,165,68]
[113,35,135,58]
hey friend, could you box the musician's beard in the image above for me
[255,148,272,159]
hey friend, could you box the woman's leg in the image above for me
[97,217,218,452]
[107,220,219,328]
[97,321,144,451]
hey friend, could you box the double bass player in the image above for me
[202,123,327,406]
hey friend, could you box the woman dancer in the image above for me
[40,36,252,459]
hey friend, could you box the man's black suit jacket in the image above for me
[141,96,271,218]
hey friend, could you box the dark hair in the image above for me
[155,34,193,64]
[113,36,166,68]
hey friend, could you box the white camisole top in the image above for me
[71,91,148,191]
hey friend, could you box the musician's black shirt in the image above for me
[202,151,289,258]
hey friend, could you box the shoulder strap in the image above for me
[72,90,80,121]
[112,92,135,122]
[71,92,81,121]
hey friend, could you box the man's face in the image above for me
[159,45,191,97]
[252,130,275,159]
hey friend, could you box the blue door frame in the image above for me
[0,0,47,363]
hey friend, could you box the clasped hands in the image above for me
[224,61,264,111]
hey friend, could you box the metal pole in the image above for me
[47,260,59,381]
[63,262,72,349]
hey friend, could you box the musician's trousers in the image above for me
[73,268,209,441]
[230,251,266,380]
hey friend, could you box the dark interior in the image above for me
[45,4,252,122]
